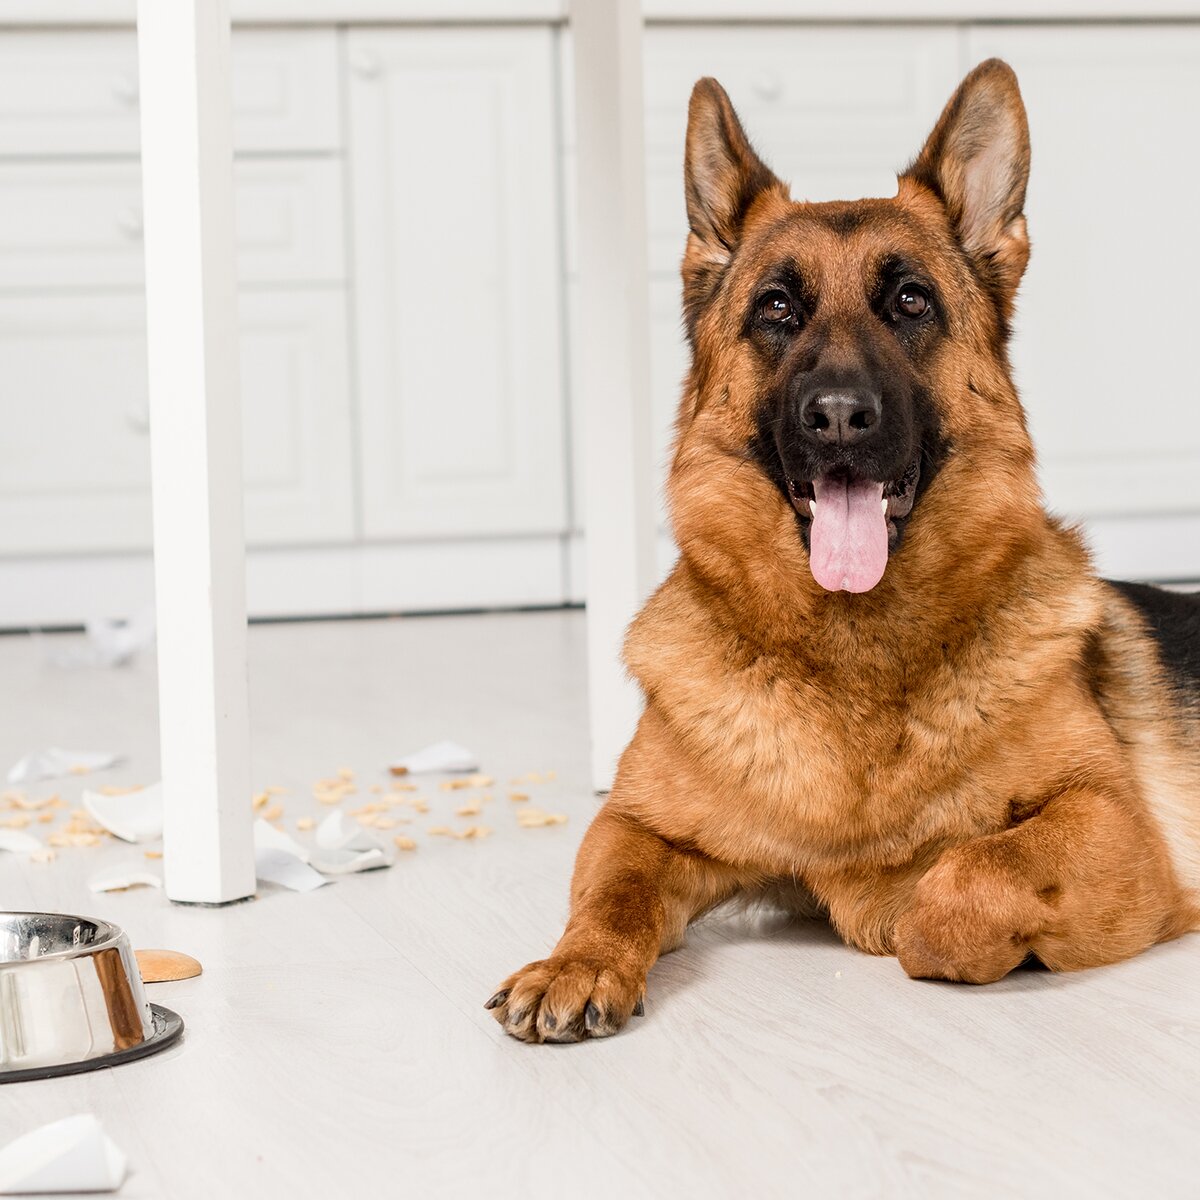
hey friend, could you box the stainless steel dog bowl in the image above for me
[0,912,182,1082]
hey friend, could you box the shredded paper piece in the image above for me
[82,782,163,843]
[88,864,163,894]
[0,1114,127,1195]
[310,810,394,874]
[253,818,328,892]
[7,749,122,787]
[0,829,42,855]
[43,607,156,670]
[389,740,478,775]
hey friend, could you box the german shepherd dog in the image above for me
[488,60,1200,1042]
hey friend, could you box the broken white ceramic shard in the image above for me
[7,748,123,787]
[87,864,163,894]
[82,782,163,843]
[389,739,478,775]
[0,1114,127,1195]
[310,809,394,875]
[0,829,42,855]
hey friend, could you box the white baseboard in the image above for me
[0,535,570,629]
[2,512,1195,630]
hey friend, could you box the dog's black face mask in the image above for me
[747,246,946,593]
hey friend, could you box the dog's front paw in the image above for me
[894,841,1052,984]
[485,956,645,1044]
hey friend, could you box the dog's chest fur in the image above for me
[624,564,1100,883]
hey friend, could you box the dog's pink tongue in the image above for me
[808,477,888,593]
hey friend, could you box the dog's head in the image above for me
[671,60,1040,600]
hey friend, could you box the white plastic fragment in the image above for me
[310,810,394,875]
[389,740,478,775]
[43,607,156,669]
[7,748,123,787]
[0,1114,127,1195]
[82,782,164,843]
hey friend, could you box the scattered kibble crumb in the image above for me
[428,824,492,840]
[393,835,417,851]
[144,849,163,860]
[252,791,270,811]
[261,804,285,823]
[455,800,482,817]
[516,808,567,829]
[296,816,315,831]
[30,848,56,864]
[508,792,530,803]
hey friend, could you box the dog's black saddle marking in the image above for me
[1108,579,1200,699]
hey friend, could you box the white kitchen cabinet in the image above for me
[0,291,354,553]
[0,29,340,156]
[0,159,345,291]
[967,26,1200,522]
[347,27,567,540]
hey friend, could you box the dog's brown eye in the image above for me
[895,285,931,319]
[759,292,794,324]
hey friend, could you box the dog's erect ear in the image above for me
[903,59,1031,312]
[683,78,784,330]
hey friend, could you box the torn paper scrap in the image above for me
[82,782,163,843]
[7,748,122,787]
[255,848,328,893]
[0,1114,127,1195]
[88,863,163,893]
[0,829,42,855]
[310,810,394,875]
[43,606,156,670]
[253,818,310,863]
[389,740,478,775]
[253,818,326,891]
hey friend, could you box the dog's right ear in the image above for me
[683,78,784,332]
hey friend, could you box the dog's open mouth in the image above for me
[787,457,920,593]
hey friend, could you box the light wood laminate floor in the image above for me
[1,611,1197,1199]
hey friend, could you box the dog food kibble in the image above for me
[393,835,417,851]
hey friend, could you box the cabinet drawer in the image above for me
[0,291,355,554]
[0,159,345,289]
[0,29,340,157]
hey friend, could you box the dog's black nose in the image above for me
[800,389,882,446]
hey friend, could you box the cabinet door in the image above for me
[0,292,354,553]
[347,28,567,539]
[967,27,1200,520]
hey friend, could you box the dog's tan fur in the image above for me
[488,60,1200,1043]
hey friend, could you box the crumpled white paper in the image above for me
[87,864,163,893]
[0,829,42,855]
[310,810,394,875]
[82,782,163,843]
[0,1114,127,1195]
[390,739,478,775]
[43,607,156,669]
[7,748,122,787]
[253,819,327,892]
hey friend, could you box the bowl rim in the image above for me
[0,910,128,969]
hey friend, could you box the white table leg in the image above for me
[570,0,657,792]
[137,0,255,903]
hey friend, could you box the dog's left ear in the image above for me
[903,58,1031,312]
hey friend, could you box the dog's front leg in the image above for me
[893,784,1183,984]
[487,802,743,1043]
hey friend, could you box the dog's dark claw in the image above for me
[633,996,645,1017]
[543,1012,558,1030]
[584,1001,602,1031]
[484,989,509,1011]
